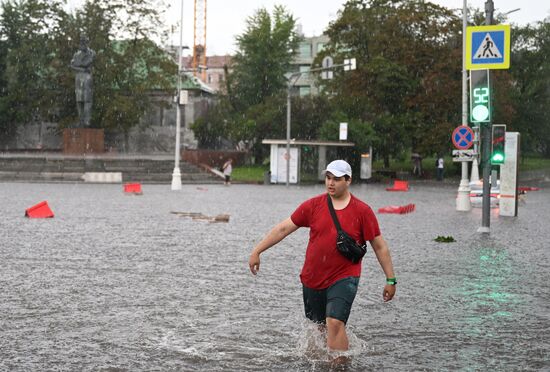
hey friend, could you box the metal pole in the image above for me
[283,64,348,186]
[456,0,471,211]
[479,0,494,233]
[471,128,480,182]
[171,0,184,191]
[286,82,291,187]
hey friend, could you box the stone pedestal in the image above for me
[63,128,104,154]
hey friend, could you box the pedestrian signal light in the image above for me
[470,70,491,123]
[491,124,506,165]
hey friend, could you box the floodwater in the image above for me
[1,181,548,371]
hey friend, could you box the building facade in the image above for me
[181,55,232,93]
[290,34,330,97]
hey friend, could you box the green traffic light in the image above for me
[491,152,504,164]
[470,71,491,123]
[472,104,489,122]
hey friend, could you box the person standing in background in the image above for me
[436,155,444,181]
[222,158,233,185]
[411,153,422,177]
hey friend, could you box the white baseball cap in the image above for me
[324,160,352,177]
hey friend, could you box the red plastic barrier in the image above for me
[124,183,142,194]
[378,206,402,214]
[378,204,415,214]
[25,201,54,218]
[518,186,540,192]
[386,180,409,192]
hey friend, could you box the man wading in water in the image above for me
[248,160,396,354]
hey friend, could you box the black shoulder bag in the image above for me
[327,194,367,264]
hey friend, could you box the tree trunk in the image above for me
[384,153,390,168]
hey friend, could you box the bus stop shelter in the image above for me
[262,139,355,184]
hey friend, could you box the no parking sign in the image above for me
[452,126,474,150]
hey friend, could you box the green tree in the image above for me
[320,0,463,166]
[0,0,66,137]
[319,112,378,170]
[511,21,550,157]
[229,5,300,110]
[0,0,175,149]
[194,5,301,162]
[290,95,333,141]
[68,0,174,147]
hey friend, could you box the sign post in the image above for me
[360,147,372,180]
[499,132,520,217]
[466,24,510,70]
[465,3,511,233]
[470,70,491,124]
[339,123,348,141]
[321,56,334,80]
[452,126,475,150]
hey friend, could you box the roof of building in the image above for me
[181,55,232,69]
[180,72,215,94]
[262,139,355,147]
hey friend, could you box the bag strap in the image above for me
[326,194,343,233]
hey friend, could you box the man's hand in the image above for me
[247,218,299,276]
[383,284,396,302]
[249,252,261,275]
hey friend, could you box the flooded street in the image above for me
[1,181,549,371]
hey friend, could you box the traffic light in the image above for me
[491,124,506,165]
[470,70,491,123]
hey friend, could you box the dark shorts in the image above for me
[225,175,231,182]
[302,276,359,325]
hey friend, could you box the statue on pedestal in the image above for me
[70,34,96,127]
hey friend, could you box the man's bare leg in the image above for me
[326,317,348,350]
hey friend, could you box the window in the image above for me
[317,42,325,53]
[299,86,311,96]
[299,42,312,58]
[299,65,310,73]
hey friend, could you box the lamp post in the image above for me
[171,0,184,191]
[284,58,355,187]
[477,2,519,232]
[456,0,472,211]
[502,8,520,16]
[285,72,300,187]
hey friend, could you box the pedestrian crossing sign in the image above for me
[466,24,510,70]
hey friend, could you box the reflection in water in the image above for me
[0,182,548,370]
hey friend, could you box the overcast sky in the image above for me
[67,0,549,56]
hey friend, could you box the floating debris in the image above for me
[378,204,415,214]
[171,211,230,223]
[435,236,456,243]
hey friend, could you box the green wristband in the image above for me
[386,277,397,285]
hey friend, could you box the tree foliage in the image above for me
[0,0,175,144]
[320,0,463,166]
[511,21,550,156]
[229,5,300,111]
[193,6,301,161]
[0,0,66,137]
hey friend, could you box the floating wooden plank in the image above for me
[171,211,230,223]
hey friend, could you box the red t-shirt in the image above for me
[291,193,381,290]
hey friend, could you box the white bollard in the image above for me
[82,172,122,183]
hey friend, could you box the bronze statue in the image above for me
[70,34,96,127]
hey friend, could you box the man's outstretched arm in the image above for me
[248,218,299,275]
[370,235,396,302]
